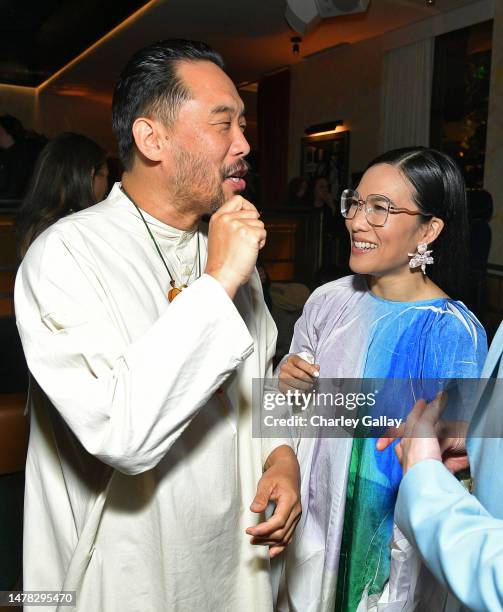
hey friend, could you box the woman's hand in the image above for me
[279,354,320,393]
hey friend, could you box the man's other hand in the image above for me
[246,445,301,558]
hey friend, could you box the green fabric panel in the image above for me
[335,436,362,612]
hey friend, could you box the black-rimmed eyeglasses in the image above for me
[340,189,432,227]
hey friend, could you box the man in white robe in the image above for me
[15,40,301,611]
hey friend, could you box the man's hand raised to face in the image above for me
[205,196,266,299]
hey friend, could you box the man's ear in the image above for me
[421,217,444,245]
[131,117,167,162]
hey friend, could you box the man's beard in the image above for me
[170,146,249,215]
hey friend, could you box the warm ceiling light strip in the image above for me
[36,0,159,93]
[305,120,344,137]
[0,83,36,92]
[306,128,344,137]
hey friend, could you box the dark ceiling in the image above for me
[0,0,149,87]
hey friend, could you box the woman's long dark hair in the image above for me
[17,132,106,257]
[367,146,469,299]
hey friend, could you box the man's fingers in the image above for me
[255,542,289,559]
[251,510,300,550]
[249,482,273,514]
[247,493,299,538]
[247,509,285,537]
[236,197,258,211]
[238,219,265,229]
[216,195,257,214]
[276,513,301,545]
[223,209,261,221]
[251,507,295,541]
[256,229,267,250]
[249,507,300,546]
[269,544,286,559]
[250,538,280,546]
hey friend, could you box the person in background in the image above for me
[378,317,503,611]
[275,147,487,612]
[310,175,335,215]
[309,175,345,274]
[0,115,35,200]
[16,132,108,258]
[286,176,309,207]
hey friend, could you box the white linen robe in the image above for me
[15,184,285,612]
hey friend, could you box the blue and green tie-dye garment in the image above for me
[277,275,487,612]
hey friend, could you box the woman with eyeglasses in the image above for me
[275,147,487,612]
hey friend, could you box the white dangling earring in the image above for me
[408,242,434,275]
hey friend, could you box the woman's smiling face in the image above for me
[345,163,432,279]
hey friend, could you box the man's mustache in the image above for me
[221,159,250,179]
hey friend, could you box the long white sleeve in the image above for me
[15,230,254,475]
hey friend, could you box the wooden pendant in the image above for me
[168,287,181,302]
[167,281,187,303]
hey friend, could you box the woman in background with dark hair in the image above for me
[17,132,108,257]
[286,176,309,207]
[275,147,487,611]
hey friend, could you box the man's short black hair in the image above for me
[112,39,224,170]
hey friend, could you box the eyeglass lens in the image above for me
[340,190,390,226]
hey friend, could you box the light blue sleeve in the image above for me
[395,459,503,612]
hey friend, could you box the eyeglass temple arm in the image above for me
[389,207,433,217]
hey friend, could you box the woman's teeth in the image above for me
[354,241,378,250]
[228,176,241,183]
